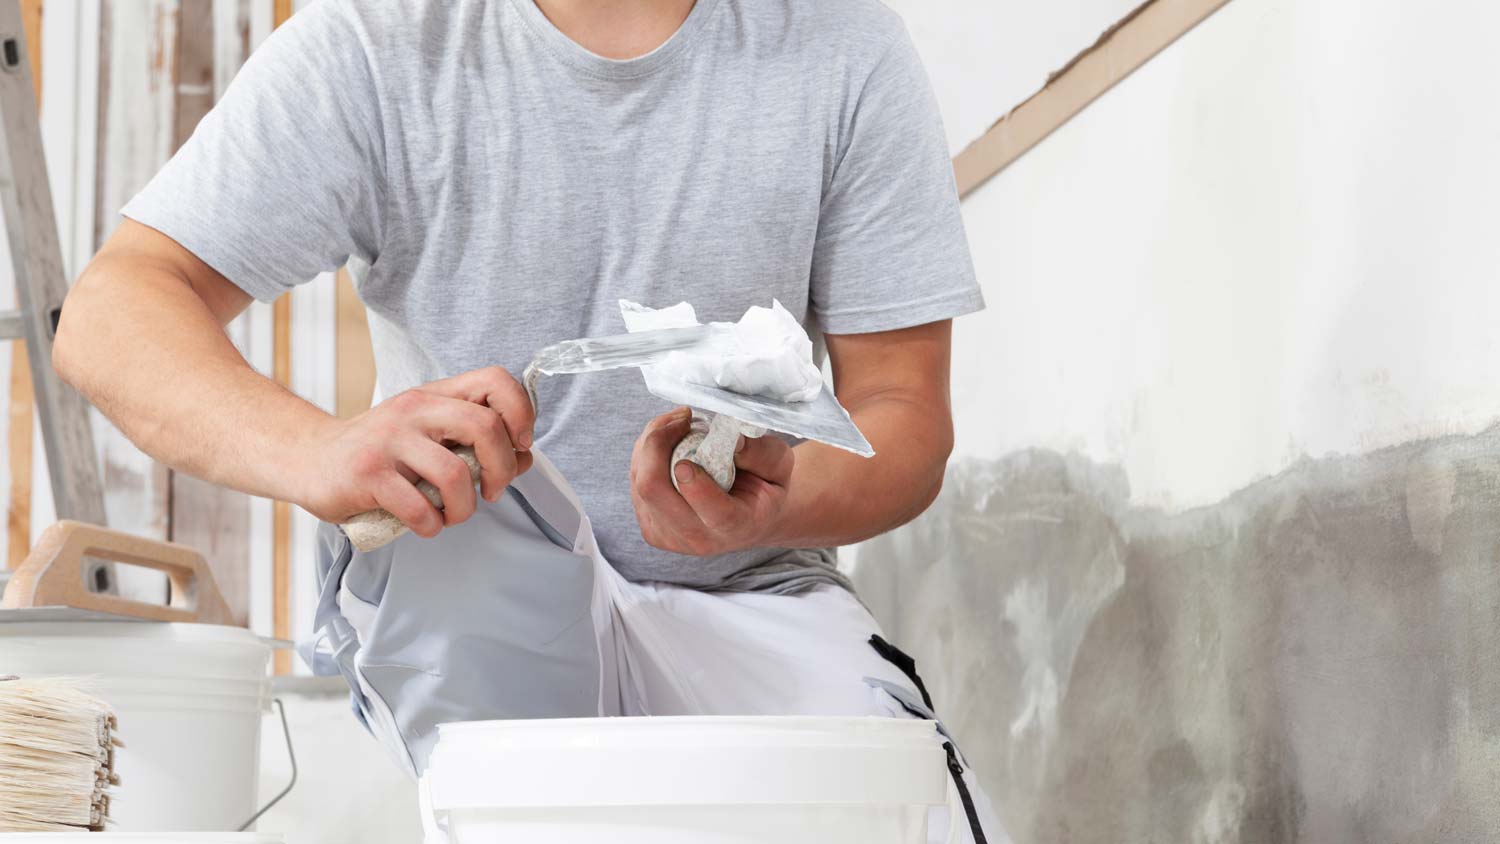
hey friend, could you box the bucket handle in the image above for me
[0,520,235,625]
[237,698,298,831]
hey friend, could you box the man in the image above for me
[54,0,999,840]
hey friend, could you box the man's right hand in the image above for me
[295,367,536,538]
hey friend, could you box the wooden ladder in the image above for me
[0,4,110,593]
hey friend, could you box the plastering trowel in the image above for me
[340,324,874,552]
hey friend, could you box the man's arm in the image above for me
[54,220,535,536]
[771,320,953,546]
[628,320,954,555]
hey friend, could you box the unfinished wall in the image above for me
[882,0,1142,155]
[852,0,1500,840]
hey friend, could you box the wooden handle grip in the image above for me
[341,445,481,552]
[0,520,235,625]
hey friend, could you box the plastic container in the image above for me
[0,836,283,844]
[0,622,274,831]
[420,716,953,844]
[0,837,282,844]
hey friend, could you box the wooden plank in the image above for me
[270,0,293,672]
[92,2,182,572]
[7,0,43,570]
[953,0,1234,198]
[162,0,252,626]
[172,0,214,151]
[7,350,31,570]
[272,295,291,672]
[335,269,374,418]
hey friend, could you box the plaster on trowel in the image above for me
[340,303,873,552]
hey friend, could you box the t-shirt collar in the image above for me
[507,0,722,81]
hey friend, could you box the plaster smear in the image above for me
[855,427,1500,843]
[619,299,822,402]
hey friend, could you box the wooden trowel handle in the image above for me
[0,520,235,625]
[340,445,481,552]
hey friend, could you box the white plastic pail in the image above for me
[0,622,274,831]
[0,836,282,844]
[420,716,952,844]
[0,837,282,844]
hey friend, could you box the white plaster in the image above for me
[951,0,1500,511]
[621,300,823,402]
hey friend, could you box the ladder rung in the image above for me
[0,309,24,340]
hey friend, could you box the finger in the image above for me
[421,367,536,451]
[405,394,516,502]
[630,407,704,533]
[729,470,781,518]
[733,435,795,486]
[631,407,693,484]
[396,436,478,527]
[372,471,443,539]
[673,459,744,531]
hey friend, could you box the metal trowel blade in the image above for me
[529,324,733,376]
[646,376,875,457]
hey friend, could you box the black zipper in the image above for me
[943,740,989,844]
[868,634,987,844]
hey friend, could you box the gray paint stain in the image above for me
[854,428,1500,843]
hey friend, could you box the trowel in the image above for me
[340,325,874,551]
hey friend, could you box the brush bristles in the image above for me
[0,677,120,832]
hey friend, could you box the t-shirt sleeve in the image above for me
[121,2,384,303]
[809,27,983,335]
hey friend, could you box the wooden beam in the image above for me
[335,268,374,419]
[953,0,1234,198]
[7,0,43,570]
[162,0,252,626]
[271,0,294,673]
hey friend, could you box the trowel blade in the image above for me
[529,324,732,376]
[646,377,875,457]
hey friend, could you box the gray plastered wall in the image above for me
[855,427,1500,843]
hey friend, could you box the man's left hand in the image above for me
[630,407,795,556]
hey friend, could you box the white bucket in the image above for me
[0,622,273,831]
[0,837,282,844]
[420,716,953,844]
[0,836,282,844]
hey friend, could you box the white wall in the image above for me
[949,0,1500,511]
[883,0,1143,155]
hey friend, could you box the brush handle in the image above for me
[0,520,235,625]
[671,413,766,493]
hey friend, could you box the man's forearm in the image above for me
[769,388,953,548]
[54,251,334,505]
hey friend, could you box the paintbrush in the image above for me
[0,675,120,831]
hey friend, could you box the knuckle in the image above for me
[389,390,424,414]
[483,366,515,394]
[349,446,387,481]
[440,459,470,487]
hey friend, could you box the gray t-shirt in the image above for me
[123,0,981,593]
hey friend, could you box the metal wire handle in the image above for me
[236,697,297,831]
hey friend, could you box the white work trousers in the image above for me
[313,451,1006,844]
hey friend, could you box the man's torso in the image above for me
[344,0,903,589]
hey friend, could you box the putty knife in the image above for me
[340,326,874,551]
